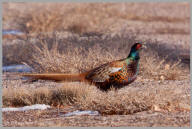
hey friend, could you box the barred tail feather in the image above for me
[21,73,88,82]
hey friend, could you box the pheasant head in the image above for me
[128,43,146,60]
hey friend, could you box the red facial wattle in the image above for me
[136,44,142,50]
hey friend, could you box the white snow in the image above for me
[2,104,100,117]
[61,110,100,117]
[2,104,51,112]
[3,30,24,35]
[3,64,33,72]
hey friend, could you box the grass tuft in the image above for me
[3,83,92,107]
[3,81,190,114]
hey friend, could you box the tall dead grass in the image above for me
[3,83,92,107]
[22,32,187,81]
[140,50,185,81]
[3,80,190,114]
[76,82,190,114]
[2,33,189,114]
[3,31,188,81]
[28,38,118,73]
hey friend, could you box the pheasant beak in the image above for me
[142,43,147,49]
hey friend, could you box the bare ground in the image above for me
[3,109,190,127]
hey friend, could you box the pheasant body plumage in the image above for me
[85,57,139,91]
[22,43,145,91]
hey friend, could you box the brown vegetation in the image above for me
[3,2,190,34]
[2,80,190,115]
[2,32,189,112]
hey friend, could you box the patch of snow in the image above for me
[3,30,24,35]
[3,64,33,72]
[2,104,51,112]
[61,110,100,117]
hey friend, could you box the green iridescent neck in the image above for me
[128,50,140,60]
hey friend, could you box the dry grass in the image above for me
[21,32,187,81]
[2,83,92,107]
[2,33,189,115]
[2,80,190,115]
[76,83,190,115]
[3,3,189,34]
[155,28,190,35]
[27,36,118,73]
[3,31,187,79]
[140,51,184,80]
[2,40,34,66]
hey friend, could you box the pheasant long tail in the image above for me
[21,73,88,82]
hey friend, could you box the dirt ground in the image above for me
[2,2,190,127]
[3,109,190,127]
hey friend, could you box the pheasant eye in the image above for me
[136,44,142,50]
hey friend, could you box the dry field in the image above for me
[2,2,190,127]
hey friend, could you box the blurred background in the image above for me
[3,2,190,42]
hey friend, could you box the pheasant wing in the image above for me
[86,60,124,82]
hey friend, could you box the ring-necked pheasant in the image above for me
[22,43,146,91]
